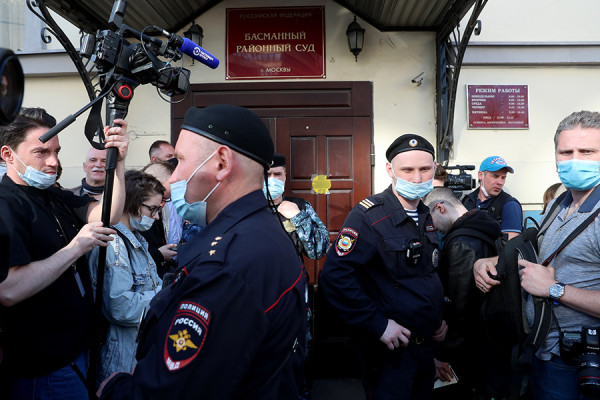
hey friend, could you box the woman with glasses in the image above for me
[89,170,164,387]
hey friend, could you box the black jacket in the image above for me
[461,188,520,225]
[436,209,501,361]
[100,190,306,400]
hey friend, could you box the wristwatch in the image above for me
[549,282,566,304]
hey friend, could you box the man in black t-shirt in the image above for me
[0,107,129,399]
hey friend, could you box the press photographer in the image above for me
[472,111,600,400]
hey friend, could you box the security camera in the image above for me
[411,72,424,86]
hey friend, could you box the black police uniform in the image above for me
[99,190,306,400]
[319,185,444,400]
[0,175,94,378]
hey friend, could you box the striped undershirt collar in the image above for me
[405,208,418,225]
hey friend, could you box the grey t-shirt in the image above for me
[526,187,600,360]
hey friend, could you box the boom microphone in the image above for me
[179,38,219,69]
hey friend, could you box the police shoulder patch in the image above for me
[164,301,210,371]
[336,227,359,256]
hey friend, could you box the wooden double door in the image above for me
[172,81,373,283]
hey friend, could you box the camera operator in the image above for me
[433,164,448,188]
[0,107,129,399]
[462,156,523,240]
[514,111,600,400]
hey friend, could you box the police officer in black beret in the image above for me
[320,134,447,400]
[98,104,306,400]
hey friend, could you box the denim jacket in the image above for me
[89,222,162,385]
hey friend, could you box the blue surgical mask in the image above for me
[557,159,600,191]
[390,165,433,200]
[262,177,285,200]
[129,215,155,232]
[9,147,57,189]
[171,150,220,227]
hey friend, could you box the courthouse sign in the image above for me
[467,85,529,129]
[226,6,326,79]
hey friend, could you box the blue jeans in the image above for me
[530,355,596,400]
[9,352,88,400]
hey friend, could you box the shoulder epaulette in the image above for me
[358,198,376,211]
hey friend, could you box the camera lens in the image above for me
[0,48,25,125]
[578,353,600,397]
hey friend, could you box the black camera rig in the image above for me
[444,164,476,192]
[79,21,190,99]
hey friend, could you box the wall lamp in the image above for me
[184,22,204,65]
[346,16,365,62]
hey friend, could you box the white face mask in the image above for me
[480,174,491,198]
[8,147,57,189]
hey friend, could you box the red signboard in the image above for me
[467,85,529,129]
[226,7,325,80]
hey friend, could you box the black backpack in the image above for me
[480,192,600,370]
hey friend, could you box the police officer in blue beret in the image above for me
[98,105,306,400]
[320,134,447,400]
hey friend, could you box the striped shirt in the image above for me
[405,208,419,225]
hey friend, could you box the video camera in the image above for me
[444,165,476,192]
[78,0,218,98]
[38,0,219,145]
[0,48,24,125]
[80,28,190,97]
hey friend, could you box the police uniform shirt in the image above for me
[320,185,444,340]
[99,190,306,400]
[0,174,94,377]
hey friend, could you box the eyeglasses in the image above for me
[141,203,162,217]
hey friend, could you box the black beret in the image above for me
[181,105,274,169]
[385,134,435,162]
[271,153,286,168]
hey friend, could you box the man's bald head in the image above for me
[142,161,175,198]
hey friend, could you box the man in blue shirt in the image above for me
[462,156,522,239]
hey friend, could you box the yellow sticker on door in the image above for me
[312,175,331,194]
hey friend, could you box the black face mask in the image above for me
[81,178,104,195]
[167,157,178,168]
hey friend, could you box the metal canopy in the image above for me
[40,0,485,161]
[43,0,478,35]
